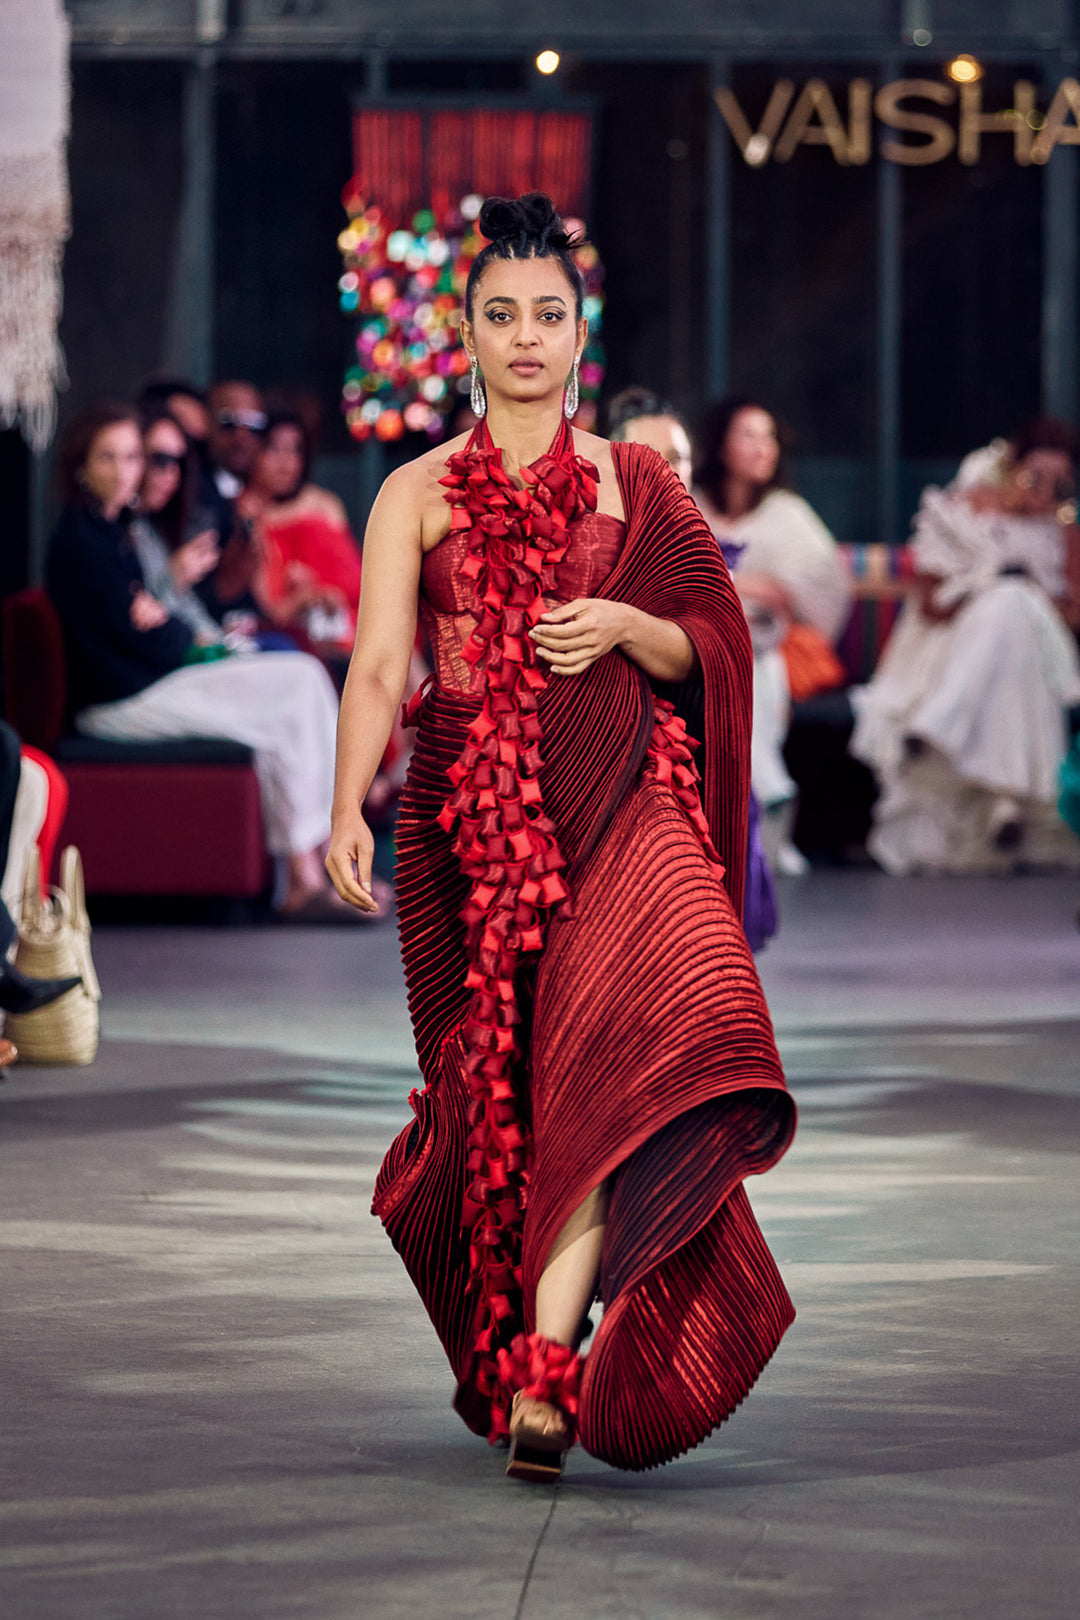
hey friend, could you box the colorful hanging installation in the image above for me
[337,108,605,443]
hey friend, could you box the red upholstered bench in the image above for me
[2,589,269,897]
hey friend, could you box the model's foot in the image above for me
[506,1391,571,1482]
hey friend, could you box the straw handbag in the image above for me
[5,846,101,1065]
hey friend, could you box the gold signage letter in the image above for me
[959,81,1036,164]
[875,79,956,165]
[773,78,854,164]
[714,80,795,166]
[1032,77,1080,163]
[847,79,874,166]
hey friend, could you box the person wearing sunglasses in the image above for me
[46,401,374,923]
[186,380,269,624]
[207,381,268,493]
[853,416,1080,874]
[130,410,225,645]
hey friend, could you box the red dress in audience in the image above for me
[259,502,363,652]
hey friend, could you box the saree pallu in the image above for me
[373,443,795,1471]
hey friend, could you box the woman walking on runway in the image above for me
[327,194,795,1479]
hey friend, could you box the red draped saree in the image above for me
[372,426,795,1472]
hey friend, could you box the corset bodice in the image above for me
[419,511,626,693]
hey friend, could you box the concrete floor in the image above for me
[0,872,1078,1619]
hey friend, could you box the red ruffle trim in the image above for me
[645,698,724,873]
[436,418,599,1438]
[494,1331,583,1442]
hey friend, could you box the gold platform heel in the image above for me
[506,1390,572,1482]
[499,1333,583,1484]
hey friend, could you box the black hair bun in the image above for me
[478,191,575,251]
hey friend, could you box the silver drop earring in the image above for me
[564,357,580,420]
[469,357,487,418]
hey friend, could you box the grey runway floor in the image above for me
[0,872,1078,1619]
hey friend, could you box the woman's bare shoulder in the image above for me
[371,436,465,550]
[381,433,468,502]
[570,429,629,520]
[571,427,614,470]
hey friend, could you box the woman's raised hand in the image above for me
[529,598,629,677]
[130,589,169,631]
[170,529,220,590]
[325,808,380,912]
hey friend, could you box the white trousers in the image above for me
[751,648,796,807]
[77,653,340,857]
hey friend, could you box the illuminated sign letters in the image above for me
[717,77,1080,166]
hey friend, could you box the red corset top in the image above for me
[419,510,626,694]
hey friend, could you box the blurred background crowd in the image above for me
[3,0,1080,957]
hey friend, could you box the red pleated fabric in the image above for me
[373,438,796,1469]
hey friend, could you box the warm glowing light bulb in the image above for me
[946,54,984,84]
[536,50,560,75]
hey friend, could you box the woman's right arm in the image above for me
[325,467,424,911]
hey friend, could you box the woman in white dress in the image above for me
[693,397,851,871]
[852,419,1080,874]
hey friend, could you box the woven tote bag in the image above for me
[5,845,100,1065]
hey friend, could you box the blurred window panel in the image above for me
[729,64,879,541]
[900,62,1043,462]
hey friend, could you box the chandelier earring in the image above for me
[563,356,580,421]
[469,356,487,418]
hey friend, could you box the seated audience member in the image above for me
[607,386,694,487]
[195,379,269,621]
[693,396,852,873]
[132,408,224,645]
[852,418,1080,874]
[238,410,362,659]
[608,386,778,951]
[45,401,376,923]
[136,375,212,451]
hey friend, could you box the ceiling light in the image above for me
[536,50,560,76]
[946,54,984,84]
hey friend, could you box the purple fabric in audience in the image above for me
[743,792,779,953]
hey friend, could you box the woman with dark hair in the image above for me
[853,419,1080,873]
[693,396,850,873]
[239,410,363,654]
[130,408,223,645]
[327,194,794,1479]
[45,402,365,922]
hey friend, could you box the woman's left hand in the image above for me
[530,598,629,677]
[170,529,220,590]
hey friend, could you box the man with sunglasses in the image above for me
[194,380,268,623]
[208,381,269,496]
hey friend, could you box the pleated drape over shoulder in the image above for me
[373,433,795,1471]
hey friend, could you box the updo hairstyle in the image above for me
[464,192,586,322]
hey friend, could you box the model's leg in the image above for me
[506,1183,609,1477]
[534,1181,608,1346]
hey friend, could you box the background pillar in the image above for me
[706,56,732,399]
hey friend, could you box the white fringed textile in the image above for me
[0,0,70,450]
